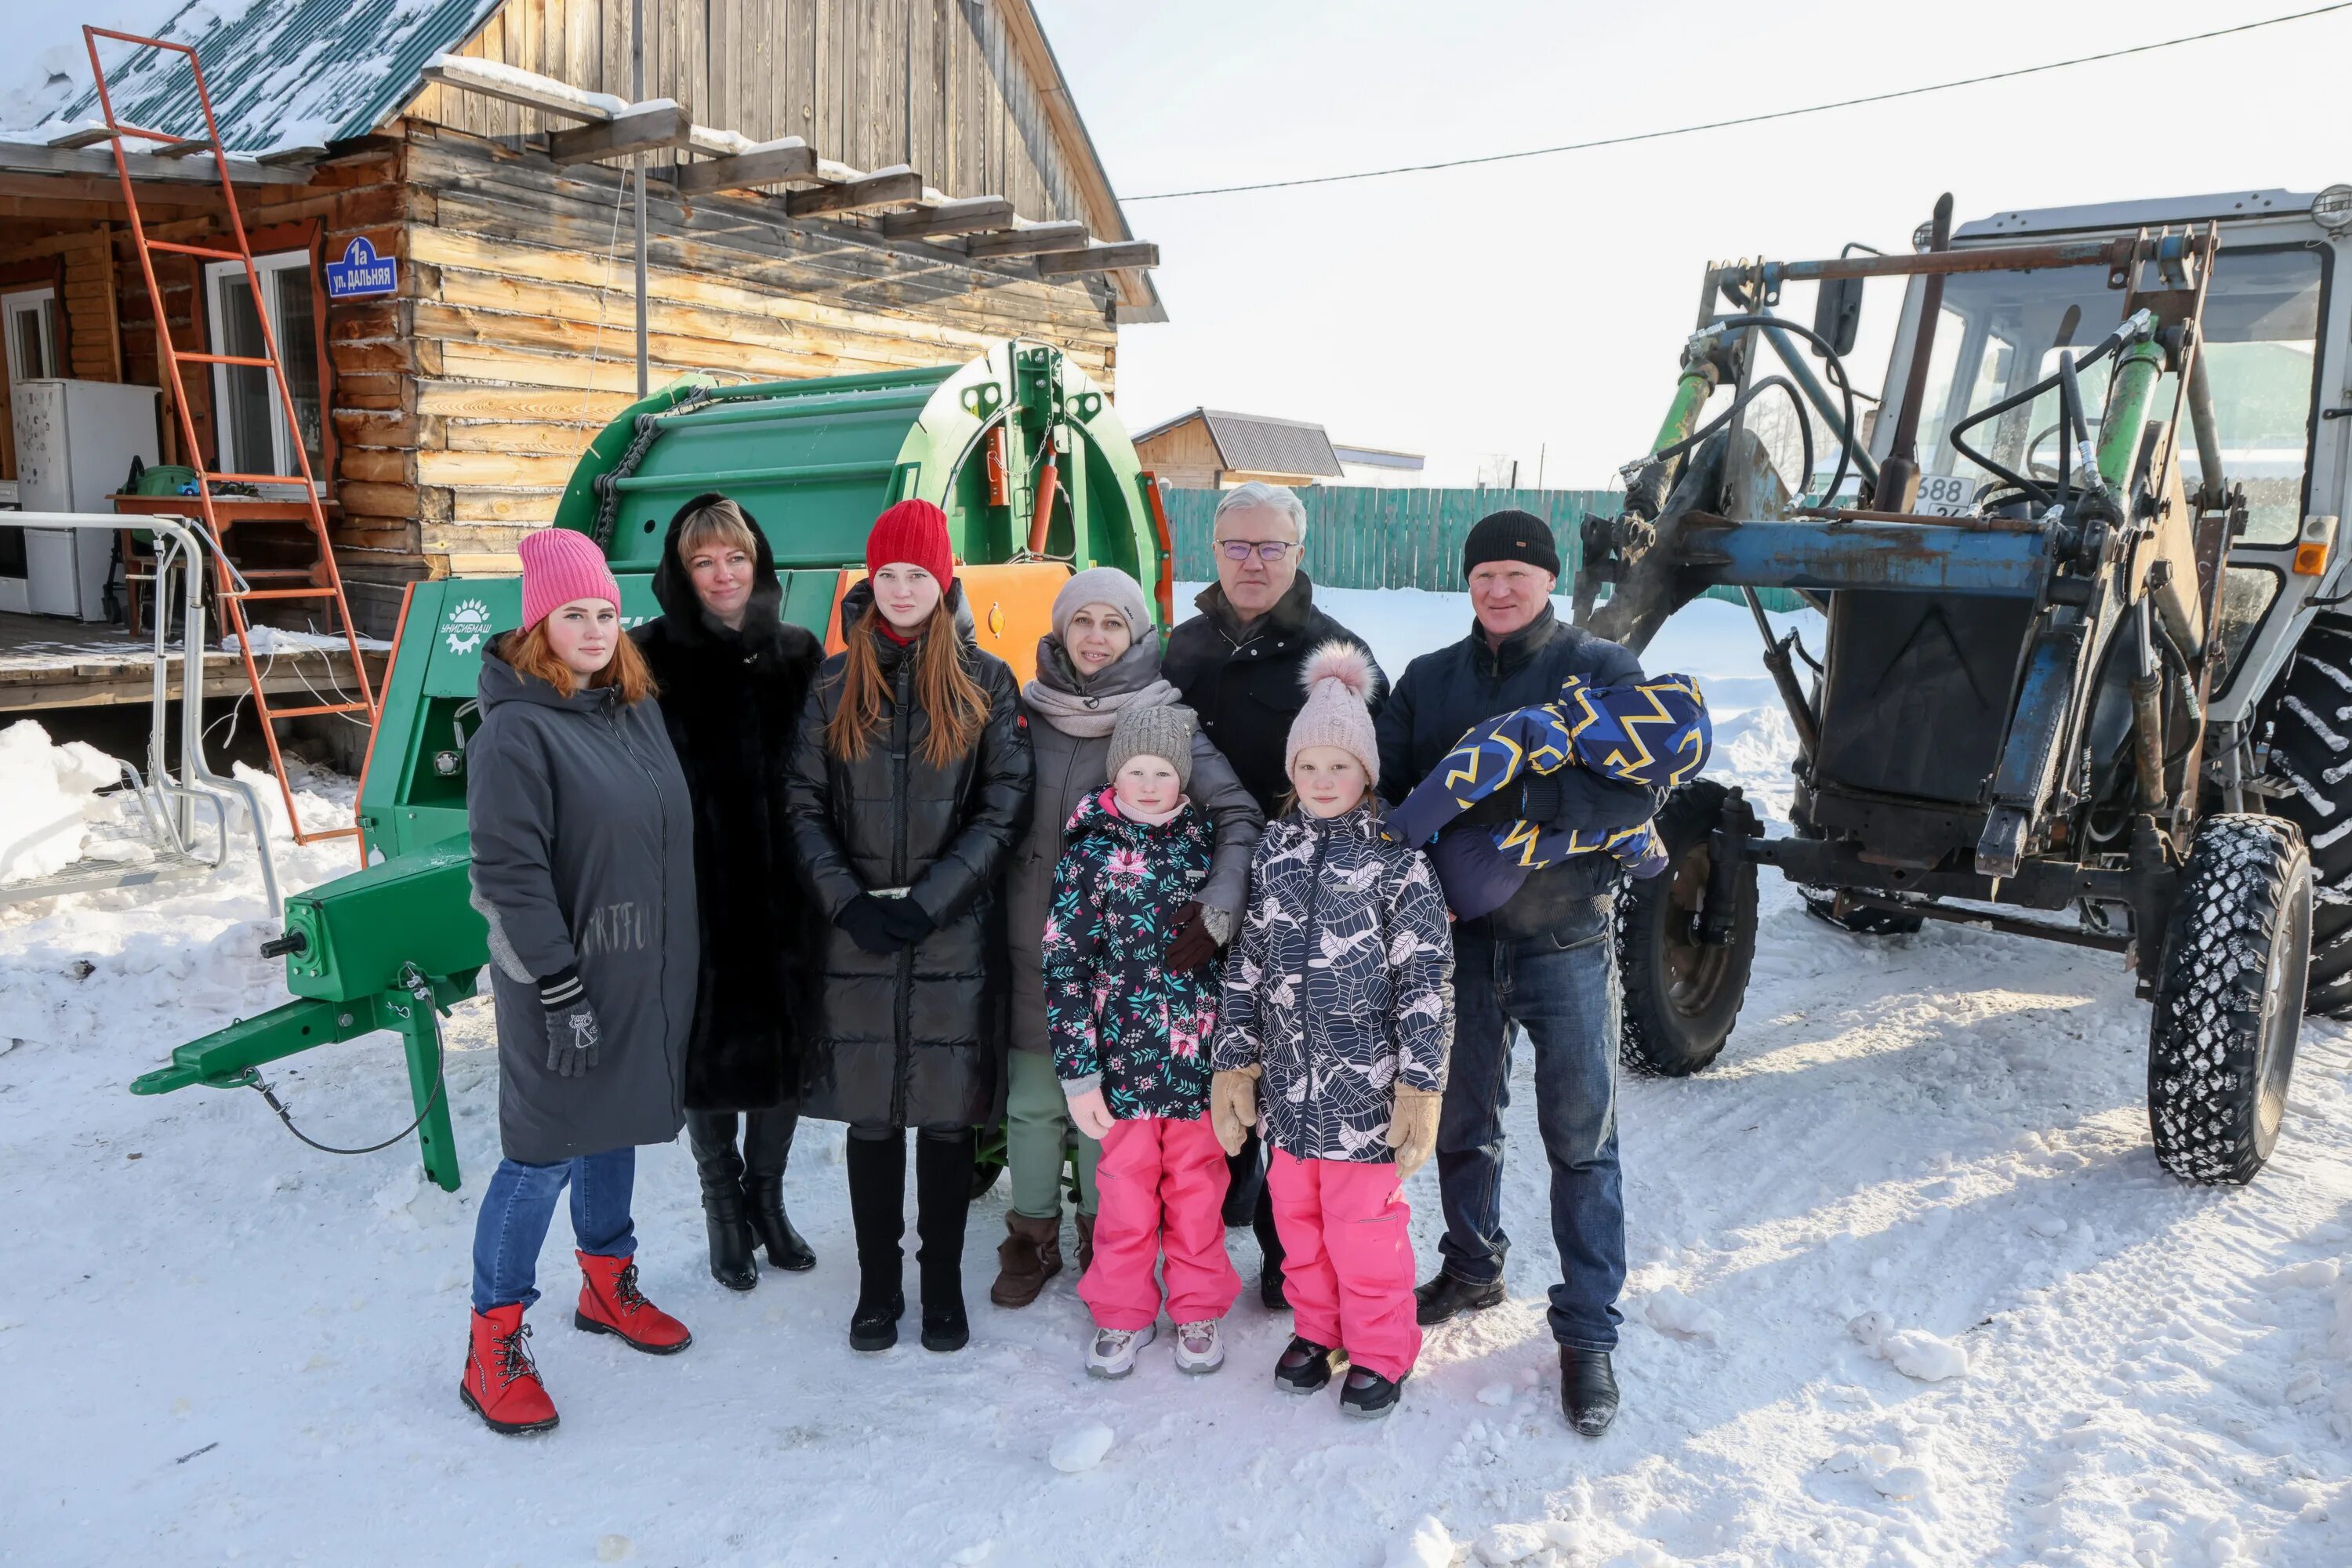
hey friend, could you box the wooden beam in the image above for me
[1036,241,1159,276]
[0,140,310,187]
[964,221,1090,259]
[881,196,1014,240]
[421,57,615,123]
[673,141,819,194]
[786,169,923,218]
[547,102,694,166]
[44,125,116,150]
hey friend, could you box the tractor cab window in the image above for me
[1902,246,2325,543]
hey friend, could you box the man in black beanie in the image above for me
[1373,508,1655,1438]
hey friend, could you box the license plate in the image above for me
[1913,474,1975,517]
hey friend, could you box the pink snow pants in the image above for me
[1077,1113,1241,1331]
[1267,1149,1422,1382]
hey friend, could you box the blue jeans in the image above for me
[1434,926,1625,1351]
[470,1149,637,1313]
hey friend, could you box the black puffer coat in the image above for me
[784,582,1034,1129]
[631,493,824,1111]
[1161,574,1385,816]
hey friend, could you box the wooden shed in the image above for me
[0,0,1161,633]
[1131,408,1342,491]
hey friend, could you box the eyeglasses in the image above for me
[1216,539,1300,562]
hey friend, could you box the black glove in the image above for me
[880,896,935,948]
[1165,900,1220,973]
[538,969,601,1078]
[838,894,906,956]
[1458,778,1527,829]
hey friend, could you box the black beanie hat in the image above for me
[1463,509,1561,579]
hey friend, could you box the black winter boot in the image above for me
[685,1111,757,1292]
[844,1129,906,1352]
[1340,1365,1406,1420]
[1560,1347,1620,1436]
[1414,1270,1504,1326]
[1273,1334,1343,1394]
[742,1106,815,1272]
[913,1129,975,1352]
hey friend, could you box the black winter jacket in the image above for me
[1376,606,1657,941]
[466,643,698,1163]
[1162,574,1385,817]
[784,583,1034,1129]
[631,494,824,1111]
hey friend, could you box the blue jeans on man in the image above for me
[470,1148,637,1313]
[1434,924,1625,1352]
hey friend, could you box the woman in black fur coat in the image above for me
[632,493,825,1290]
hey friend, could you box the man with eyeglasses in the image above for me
[1162,480,1385,1311]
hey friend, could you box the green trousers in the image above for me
[1006,1047,1100,1219]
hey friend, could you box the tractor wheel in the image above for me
[2146,814,2310,1185]
[2259,616,2352,1014]
[1618,779,1758,1076]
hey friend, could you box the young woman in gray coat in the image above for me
[458,528,700,1436]
[992,568,1263,1310]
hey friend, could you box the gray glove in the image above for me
[539,969,601,1078]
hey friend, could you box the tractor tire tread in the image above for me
[1617,779,1757,1078]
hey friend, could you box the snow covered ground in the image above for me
[4,590,2351,1567]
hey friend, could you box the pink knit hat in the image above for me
[1285,641,1381,787]
[518,527,622,630]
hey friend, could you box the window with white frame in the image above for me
[205,251,322,481]
[2,285,59,388]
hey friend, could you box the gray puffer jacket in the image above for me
[466,641,699,1164]
[1009,633,1262,1054]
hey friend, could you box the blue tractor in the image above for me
[1578,187,2352,1184]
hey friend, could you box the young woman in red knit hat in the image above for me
[785,499,1034,1353]
[459,527,700,1435]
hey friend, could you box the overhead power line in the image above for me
[1125,3,2352,201]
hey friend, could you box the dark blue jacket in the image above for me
[1375,606,1657,940]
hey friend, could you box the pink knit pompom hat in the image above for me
[1284,641,1381,786]
[518,527,622,630]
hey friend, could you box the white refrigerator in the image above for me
[5,379,161,620]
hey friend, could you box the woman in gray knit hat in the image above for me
[996,567,1264,1308]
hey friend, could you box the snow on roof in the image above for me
[2,0,501,155]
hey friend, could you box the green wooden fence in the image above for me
[1161,486,1805,612]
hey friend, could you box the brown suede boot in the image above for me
[989,1211,1063,1308]
[1075,1210,1096,1276]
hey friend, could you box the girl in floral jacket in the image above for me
[1210,643,1454,1421]
[1044,703,1241,1379]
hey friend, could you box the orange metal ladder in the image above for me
[85,26,379,845]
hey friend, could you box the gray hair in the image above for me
[1212,481,1308,546]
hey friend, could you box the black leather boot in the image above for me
[913,1129,975,1352]
[844,1129,906,1352]
[1414,1270,1505,1326]
[742,1106,815,1272]
[1560,1347,1620,1436]
[685,1110,757,1292]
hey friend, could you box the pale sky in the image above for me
[1034,0,2352,487]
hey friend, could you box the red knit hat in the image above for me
[866,499,955,587]
[518,527,622,630]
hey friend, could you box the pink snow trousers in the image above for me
[1077,1113,1241,1331]
[1267,1149,1423,1382]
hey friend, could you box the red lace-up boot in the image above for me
[572,1250,693,1354]
[459,1304,559,1435]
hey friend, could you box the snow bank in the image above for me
[0,720,125,884]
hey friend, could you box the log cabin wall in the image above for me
[0,227,124,480]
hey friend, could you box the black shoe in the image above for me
[1414,1271,1504,1326]
[850,1290,904,1353]
[1273,1334,1343,1395]
[685,1111,758,1292]
[1260,1269,1289,1312]
[920,1306,970,1353]
[742,1109,816,1272]
[1340,1366,1406,1420]
[1560,1347,1619,1436]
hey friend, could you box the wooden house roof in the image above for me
[1134,409,1344,479]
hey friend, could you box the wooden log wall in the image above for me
[0,227,122,479]
[409,1,1091,229]
[398,125,1113,574]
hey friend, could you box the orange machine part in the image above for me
[826,561,1074,684]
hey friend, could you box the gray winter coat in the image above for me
[1009,635,1263,1054]
[466,641,699,1164]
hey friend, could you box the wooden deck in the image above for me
[0,613,387,714]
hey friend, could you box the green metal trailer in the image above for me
[132,340,1167,1192]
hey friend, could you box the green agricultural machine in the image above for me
[132,341,1168,1192]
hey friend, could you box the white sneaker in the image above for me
[1086,1321,1156,1379]
[1173,1319,1225,1375]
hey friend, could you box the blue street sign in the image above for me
[325,236,397,300]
